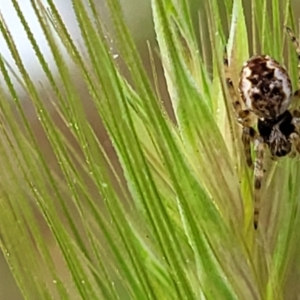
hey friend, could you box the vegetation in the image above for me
[0,0,299,299]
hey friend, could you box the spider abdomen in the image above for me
[239,55,292,119]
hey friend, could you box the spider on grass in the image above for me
[224,28,300,228]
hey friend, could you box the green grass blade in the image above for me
[0,0,300,299]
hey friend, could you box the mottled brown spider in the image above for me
[224,27,300,227]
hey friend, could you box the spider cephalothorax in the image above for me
[258,110,295,157]
[224,27,300,228]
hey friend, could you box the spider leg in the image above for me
[290,110,300,153]
[242,127,256,166]
[292,109,300,127]
[224,48,252,125]
[253,136,265,229]
[224,47,256,166]
[286,27,300,95]
[224,48,263,228]
[254,136,265,190]
[289,132,300,154]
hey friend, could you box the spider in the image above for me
[224,28,300,227]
